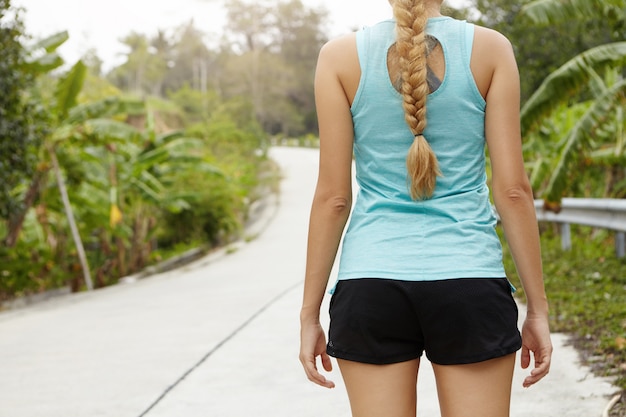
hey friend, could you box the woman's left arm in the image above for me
[299,35,357,389]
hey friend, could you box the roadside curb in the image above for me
[106,189,281,283]
[0,187,281,311]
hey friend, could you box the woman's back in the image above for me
[337,18,506,282]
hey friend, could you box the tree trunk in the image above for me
[116,236,127,278]
[49,147,94,291]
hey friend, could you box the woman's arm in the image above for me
[299,34,357,388]
[479,28,553,388]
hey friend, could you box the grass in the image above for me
[502,224,626,392]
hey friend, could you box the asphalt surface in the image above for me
[0,147,618,417]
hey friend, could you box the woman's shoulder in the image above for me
[472,24,515,54]
[319,19,393,56]
[468,24,518,98]
[471,24,517,75]
[318,32,358,68]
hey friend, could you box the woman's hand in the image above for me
[299,321,335,389]
[520,314,553,388]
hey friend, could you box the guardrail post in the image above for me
[561,223,572,251]
[528,198,626,257]
[617,232,625,259]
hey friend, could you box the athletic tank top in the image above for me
[337,17,507,282]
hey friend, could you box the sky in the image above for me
[12,0,469,71]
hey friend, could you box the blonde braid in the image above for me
[393,0,441,200]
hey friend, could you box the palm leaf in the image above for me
[33,31,69,53]
[55,60,87,121]
[21,31,69,75]
[589,147,626,165]
[162,137,204,154]
[521,0,626,25]
[521,42,626,134]
[66,97,145,125]
[528,157,550,191]
[163,199,192,214]
[155,131,185,145]
[542,79,626,202]
[132,148,170,175]
[23,52,65,75]
[82,119,141,144]
[137,171,166,194]
[129,177,162,204]
[132,138,210,172]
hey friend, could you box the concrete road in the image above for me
[0,147,617,417]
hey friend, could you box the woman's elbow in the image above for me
[328,195,352,215]
[315,194,352,217]
[493,181,534,208]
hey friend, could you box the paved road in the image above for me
[0,147,618,417]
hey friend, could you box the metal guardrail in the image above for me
[533,198,626,258]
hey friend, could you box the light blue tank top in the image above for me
[337,17,507,282]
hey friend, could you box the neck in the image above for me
[424,0,443,17]
[388,0,444,19]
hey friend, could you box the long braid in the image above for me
[393,0,441,200]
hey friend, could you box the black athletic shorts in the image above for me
[327,277,522,365]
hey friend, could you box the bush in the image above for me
[502,224,626,389]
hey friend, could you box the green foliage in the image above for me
[106,32,160,94]
[500,0,626,203]
[66,96,144,125]
[167,83,220,124]
[0,0,274,300]
[21,32,68,75]
[54,60,88,122]
[467,0,624,102]
[502,225,626,389]
[0,233,68,301]
[541,80,626,202]
[522,0,626,33]
[158,173,241,247]
[521,42,626,133]
[103,0,328,137]
[0,0,47,220]
[157,100,268,247]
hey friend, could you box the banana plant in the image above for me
[3,31,97,291]
[22,30,68,75]
[520,2,626,206]
[47,60,95,290]
[521,0,626,26]
[20,39,144,290]
[3,31,70,247]
[521,42,626,134]
[537,79,626,202]
[60,106,224,278]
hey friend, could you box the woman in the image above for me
[299,1,553,416]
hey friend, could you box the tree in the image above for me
[1,2,272,299]
[0,17,97,290]
[521,0,626,31]
[166,21,215,94]
[469,0,624,101]
[519,0,626,203]
[1,27,67,247]
[224,0,275,53]
[273,0,329,132]
[222,0,328,135]
[0,0,46,226]
[107,32,153,95]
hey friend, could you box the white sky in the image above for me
[12,0,467,71]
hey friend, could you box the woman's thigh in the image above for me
[432,353,516,417]
[337,358,420,417]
